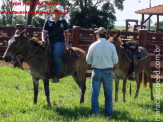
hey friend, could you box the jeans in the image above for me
[91,69,113,116]
[52,42,66,78]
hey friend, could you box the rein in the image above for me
[22,41,42,61]
[14,40,43,73]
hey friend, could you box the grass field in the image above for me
[0,66,162,122]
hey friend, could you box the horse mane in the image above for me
[118,37,123,47]
[29,37,43,46]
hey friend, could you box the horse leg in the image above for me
[32,77,39,104]
[134,73,140,99]
[43,79,51,107]
[122,77,127,103]
[149,79,154,101]
[144,69,154,100]
[114,76,119,102]
[72,72,86,104]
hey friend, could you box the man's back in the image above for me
[86,38,118,69]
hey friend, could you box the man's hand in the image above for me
[66,42,71,49]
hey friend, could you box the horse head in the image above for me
[108,31,121,48]
[3,29,28,62]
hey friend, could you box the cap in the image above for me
[94,27,107,35]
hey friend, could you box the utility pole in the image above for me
[148,0,151,30]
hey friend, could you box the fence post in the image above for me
[72,26,81,46]
[16,24,25,32]
[138,29,148,48]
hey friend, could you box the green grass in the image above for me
[0,66,162,122]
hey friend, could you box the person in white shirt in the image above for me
[86,27,118,116]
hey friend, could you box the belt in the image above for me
[93,68,112,70]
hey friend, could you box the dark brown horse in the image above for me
[3,30,88,106]
[108,31,154,102]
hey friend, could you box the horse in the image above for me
[108,31,154,102]
[3,30,88,106]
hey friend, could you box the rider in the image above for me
[42,5,69,83]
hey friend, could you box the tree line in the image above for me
[1,0,162,32]
[0,0,126,29]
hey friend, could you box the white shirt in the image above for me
[86,38,118,69]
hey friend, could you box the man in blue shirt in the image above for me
[86,27,118,116]
[42,5,69,83]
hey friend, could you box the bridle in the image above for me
[12,37,43,70]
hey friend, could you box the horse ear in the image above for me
[115,31,120,38]
[20,29,27,37]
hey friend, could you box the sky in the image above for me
[113,0,163,26]
[0,0,163,26]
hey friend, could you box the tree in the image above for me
[12,15,25,25]
[0,16,3,26]
[26,0,39,26]
[68,0,124,29]
[31,17,44,27]
[1,5,7,26]
[51,0,125,29]
[155,21,163,32]
[1,0,14,25]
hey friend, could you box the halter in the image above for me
[21,39,42,61]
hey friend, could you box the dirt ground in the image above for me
[0,60,29,69]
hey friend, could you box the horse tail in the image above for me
[142,70,147,89]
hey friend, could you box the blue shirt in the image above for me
[86,38,118,69]
[43,17,68,43]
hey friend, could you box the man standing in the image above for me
[86,27,118,116]
[42,5,69,83]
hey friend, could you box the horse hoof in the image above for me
[134,95,138,99]
[80,101,84,104]
[151,97,154,101]
[123,100,126,103]
[48,105,52,109]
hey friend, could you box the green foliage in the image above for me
[31,17,45,27]
[51,0,123,29]
[69,2,116,29]
[114,0,125,10]
[158,27,163,32]
[0,16,3,26]
[12,15,26,25]
[0,66,163,121]
[155,21,163,32]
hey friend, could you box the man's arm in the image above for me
[86,45,94,65]
[42,18,49,42]
[42,31,48,42]
[112,45,118,64]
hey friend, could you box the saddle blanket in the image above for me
[124,48,149,62]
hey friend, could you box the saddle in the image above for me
[122,40,149,62]
[61,48,79,62]
[44,42,79,62]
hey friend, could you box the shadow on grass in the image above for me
[111,110,135,121]
[54,105,137,121]
[55,106,92,119]
[137,100,163,112]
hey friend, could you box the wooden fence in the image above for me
[0,25,163,82]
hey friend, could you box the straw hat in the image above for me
[51,5,65,13]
